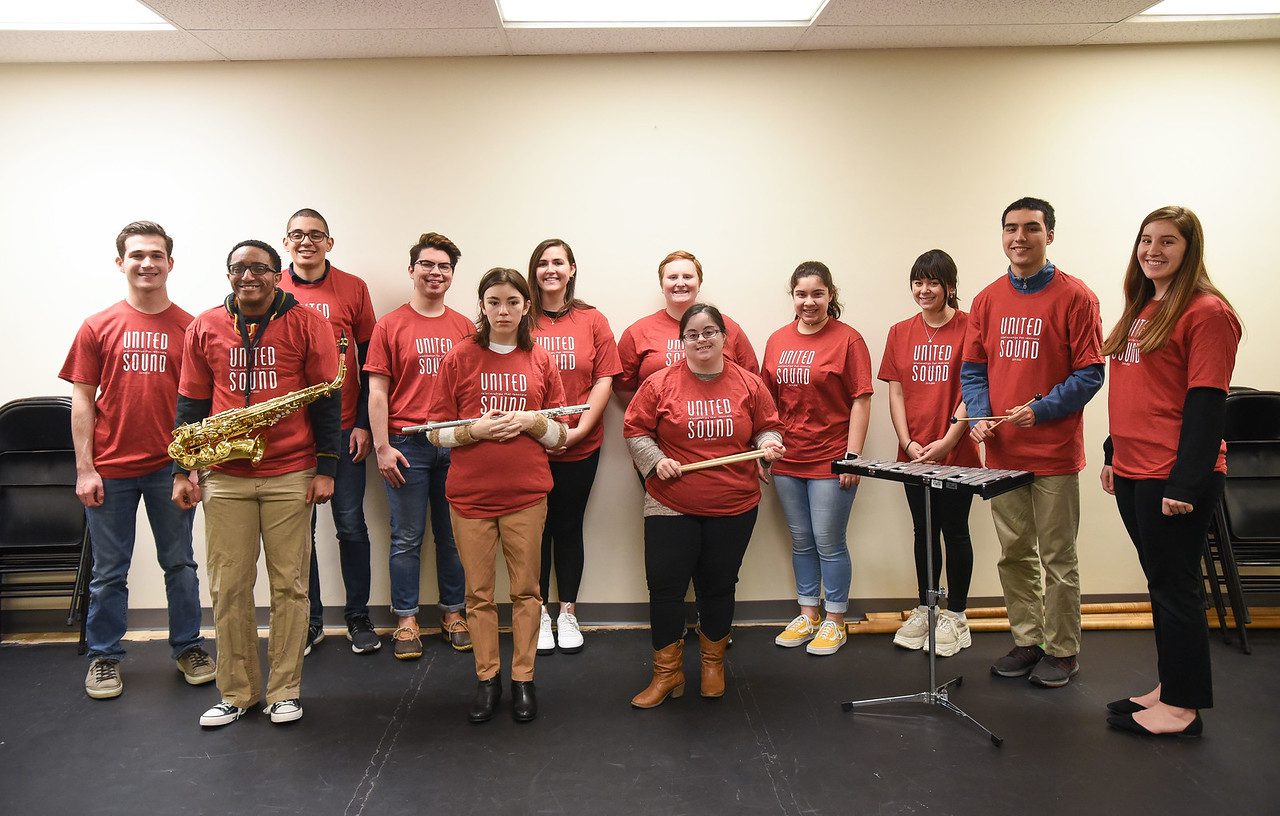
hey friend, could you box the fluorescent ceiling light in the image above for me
[0,0,173,31]
[1139,0,1280,15]
[499,0,827,26]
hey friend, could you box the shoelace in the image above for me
[935,617,956,639]
[787,615,816,632]
[560,613,580,633]
[350,616,374,633]
[816,621,842,641]
[270,699,299,712]
[212,702,239,715]
[184,649,212,669]
[392,626,419,641]
[92,660,119,682]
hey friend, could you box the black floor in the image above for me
[1,627,1275,816]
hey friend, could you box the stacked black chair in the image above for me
[1203,389,1280,655]
[0,396,91,650]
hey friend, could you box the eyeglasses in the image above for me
[681,328,723,343]
[412,260,453,273]
[285,230,329,243]
[227,263,277,278]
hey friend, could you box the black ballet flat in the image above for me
[1106,711,1202,738]
[1106,698,1146,715]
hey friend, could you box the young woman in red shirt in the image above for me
[1100,206,1241,738]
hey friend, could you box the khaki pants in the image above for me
[202,469,313,707]
[450,499,547,683]
[990,473,1081,658]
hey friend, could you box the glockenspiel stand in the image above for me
[839,478,1004,746]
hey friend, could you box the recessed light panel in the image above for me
[0,0,173,31]
[1139,0,1280,16]
[499,0,827,27]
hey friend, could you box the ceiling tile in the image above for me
[798,23,1112,49]
[147,0,501,30]
[1083,17,1280,44]
[816,0,1155,26]
[506,26,805,55]
[191,28,510,60]
[0,30,225,62]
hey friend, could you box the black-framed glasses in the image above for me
[412,260,453,273]
[227,263,277,278]
[286,229,329,243]
[681,328,722,343]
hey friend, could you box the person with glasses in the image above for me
[61,221,215,701]
[172,239,340,728]
[624,303,784,707]
[425,268,569,724]
[615,250,759,405]
[276,208,381,658]
[525,238,622,655]
[365,232,474,660]
[763,261,872,658]
[878,250,981,657]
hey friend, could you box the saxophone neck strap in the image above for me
[224,290,298,406]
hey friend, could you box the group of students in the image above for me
[63,196,1240,738]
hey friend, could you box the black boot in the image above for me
[469,675,502,723]
[511,680,537,723]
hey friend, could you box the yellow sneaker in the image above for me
[806,620,847,655]
[774,614,820,647]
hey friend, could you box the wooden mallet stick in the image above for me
[950,393,1042,425]
[679,449,769,474]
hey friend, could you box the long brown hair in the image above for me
[526,238,592,323]
[1101,206,1237,356]
[474,268,535,351]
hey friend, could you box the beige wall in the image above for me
[2,42,1275,614]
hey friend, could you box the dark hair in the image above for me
[679,302,727,336]
[1002,197,1055,232]
[409,231,461,268]
[1101,205,1238,357]
[789,260,844,319]
[475,268,534,351]
[909,249,961,308]
[658,250,704,283]
[527,238,592,322]
[287,208,329,233]
[116,221,172,257]
[226,239,282,272]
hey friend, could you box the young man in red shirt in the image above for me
[276,208,380,656]
[961,197,1104,688]
[173,239,340,728]
[62,221,215,700]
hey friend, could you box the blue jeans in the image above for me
[773,474,857,614]
[309,428,373,626]
[84,466,202,660]
[384,434,466,617]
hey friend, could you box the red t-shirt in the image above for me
[623,360,782,516]
[762,319,874,479]
[278,264,376,430]
[60,301,194,478]
[178,303,339,477]
[428,340,567,518]
[364,304,475,433]
[878,311,982,468]
[616,309,759,393]
[1108,294,1241,480]
[533,307,623,461]
[963,269,1102,475]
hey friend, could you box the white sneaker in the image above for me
[932,611,972,657]
[537,606,556,655]
[893,607,930,650]
[200,701,246,728]
[265,698,303,724]
[556,610,584,653]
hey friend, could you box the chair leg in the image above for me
[74,528,92,655]
[1214,507,1252,655]
[1203,525,1231,644]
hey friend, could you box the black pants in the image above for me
[1113,473,1223,710]
[540,451,600,604]
[903,484,974,613]
[644,508,758,650]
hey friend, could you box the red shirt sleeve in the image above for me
[353,281,376,345]
[363,320,392,377]
[428,346,462,423]
[623,375,660,439]
[1067,290,1104,371]
[178,322,213,400]
[60,322,103,386]
[877,323,902,383]
[616,325,640,393]
[1185,300,1241,391]
[591,311,623,380]
[725,317,759,375]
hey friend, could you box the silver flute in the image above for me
[403,404,592,434]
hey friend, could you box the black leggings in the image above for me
[539,451,600,604]
[644,508,758,650]
[903,484,974,613]
[1113,474,1223,710]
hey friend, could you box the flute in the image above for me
[403,404,591,434]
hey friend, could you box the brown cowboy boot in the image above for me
[699,631,730,698]
[630,641,685,708]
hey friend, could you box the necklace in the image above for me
[545,304,571,325]
[921,310,951,344]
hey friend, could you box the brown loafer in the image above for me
[392,625,423,660]
[441,617,473,652]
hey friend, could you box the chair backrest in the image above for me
[0,397,83,551]
[1222,440,1280,542]
[1223,390,1280,442]
[0,396,74,452]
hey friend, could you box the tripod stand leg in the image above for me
[935,697,1004,746]
[840,692,932,712]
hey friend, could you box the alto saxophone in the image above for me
[168,336,347,470]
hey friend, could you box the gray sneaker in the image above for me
[991,644,1045,677]
[85,657,123,699]
[176,646,217,685]
[1029,654,1079,688]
